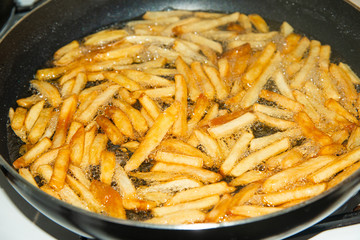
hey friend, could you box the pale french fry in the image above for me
[105,106,134,139]
[265,148,303,171]
[262,183,327,206]
[203,64,229,100]
[280,21,293,37]
[132,86,176,99]
[35,66,68,81]
[173,12,239,35]
[66,175,101,212]
[194,129,222,163]
[113,164,136,199]
[159,139,213,168]
[30,148,60,174]
[68,164,91,188]
[253,103,294,120]
[59,184,88,210]
[80,125,97,170]
[221,131,254,175]
[263,155,336,192]
[89,133,108,165]
[330,63,358,102]
[166,182,235,206]
[286,36,310,62]
[327,160,360,189]
[229,170,270,186]
[54,40,79,60]
[24,100,45,132]
[207,112,257,138]
[230,205,283,217]
[325,98,358,124]
[100,150,116,185]
[16,95,42,108]
[19,168,38,187]
[155,151,203,167]
[309,146,360,183]
[137,178,202,195]
[49,148,71,191]
[84,29,128,46]
[191,62,216,100]
[255,112,296,130]
[292,90,321,123]
[104,72,141,91]
[120,69,174,88]
[273,71,295,100]
[65,121,83,144]
[172,74,188,137]
[112,99,148,136]
[77,85,120,124]
[61,79,75,98]
[146,209,206,224]
[152,195,220,217]
[240,52,281,108]
[124,102,179,172]
[151,162,222,184]
[94,44,144,61]
[259,90,303,112]
[181,33,223,54]
[138,94,161,121]
[69,126,85,167]
[242,42,276,87]
[231,138,291,177]
[319,45,331,71]
[175,56,201,101]
[28,107,53,144]
[13,137,52,169]
[52,95,78,148]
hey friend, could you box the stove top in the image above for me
[1,0,360,239]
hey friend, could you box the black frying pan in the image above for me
[0,0,360,239]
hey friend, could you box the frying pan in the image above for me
[0,0,360,239]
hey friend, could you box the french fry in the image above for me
[229,170,270,186]
[49,148,71,191]
[238,14,252,33]
[155,151,203,167]
[263,155,336,192]
[338,62,360,84]
[253,103,294,120]
[54,40,79,60]
[166,182,235,206]
[286,36,310,62]
[248,14,269,33]
[19,168,38,187]
[28,107,53,144]
[52,95,78,148]
[69,126,85,167]
[172,74,188,137]
[259,89,303,112]
[89,133,108,165]
[146,209,206,224]
[203,64,229,100]
[35,66,68,81]
[84,29,128,47]
[207,112,257,138]
[104,72,141,91]
[80,125,97,170]
[327,160,360,189]
[255,112,296,130]
[265,148,303,171]
[76,85,120,124]
[191,62,216,100]
[100,150,116,185]
[65,121,83,144]
[16,94,42,108]
[96,115,124,145]
[181,33,223,54]
[194,129,222,163]
[175,56,201,101]
[137,178,202,195]
[113,164,136,199]
[30,148,60,174]
[240,52,281,108]
[221,131,254,175]
[138,94,161,120]
[152,195,220,217]
[11,107,27,130]
[273,71,294,100]
[124,102,179,172]
[325,98,358,124]
[231,138,291,177]
[173,12,239,35]
[120,69,174,87]
[152,162,222,184]
[280,21,293,37]
[94,44,144,61]
[309,146,360,183]
[59,184,88,210]
[187,94,210,135]
[262,183,327,206]
[90,180,126,219]
[112,99,148,136]
[13,137,52,169]
[24,100,45,132]
[230,205,283,218]
[68,164,91,188]
[105,106,134,139]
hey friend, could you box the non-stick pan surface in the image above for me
[0,0,360,239]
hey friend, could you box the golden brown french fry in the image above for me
[124,102,179,172]
[327,160,360,189]
[187,94,210,135]
[49,148,71,191]
[104,71,141,91]
[11,107,27,130]
[138,94,161,121]
[230,205,283,217]
[35,66,68,81]
[96,115,124,145]
[172,74,188,137]
[113,164,136,199]
[194,129,222,164]
[30,148,60,174]
[19,168,38,187]
[80,125,97,170]
[16,95,42,108]
[155,151,203,167]
[248,14,269,33]
[175,56,201,101]
[31,80,62,107]
[84,29,128,46]
[259,90,303,112]
[52,95,78,148]
[105,106,134,139]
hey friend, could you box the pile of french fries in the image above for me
[8,10,360,224]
